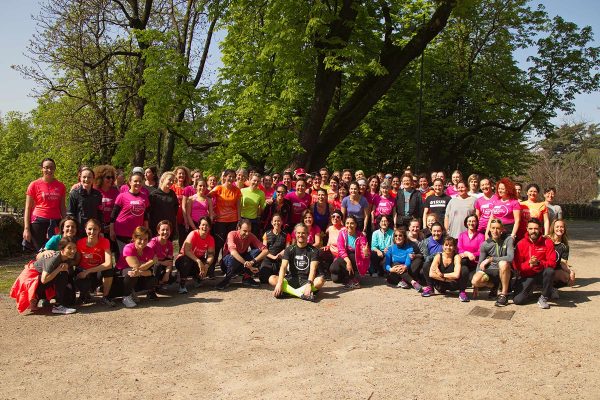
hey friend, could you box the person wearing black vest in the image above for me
[394,173,423,229]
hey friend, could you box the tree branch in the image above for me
[83,50,141,69]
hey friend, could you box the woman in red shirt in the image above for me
[23,158,66,250]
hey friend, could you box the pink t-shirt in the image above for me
[490,198,521,226]
[285,192,311,224]
[261,187,275,200]
[457,231,485,261]
[189,195,211,222]
[99,186,120,225]
[474,195,496,232]
[26,178,66,220]
[116,243,155,270]
[147,236,173,261]
[114,191,149,237]
[364,191,380,205]
[183,185,196,197]
[181,230,215,258]
[374,196,395,217]
[445,185,459,198]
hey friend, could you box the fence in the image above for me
[561,203,600,220]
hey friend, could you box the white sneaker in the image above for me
[122,295,137,308]
[52,305,76,314]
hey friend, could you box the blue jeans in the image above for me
[222,248,262,277]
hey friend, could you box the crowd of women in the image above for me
[10,159,575,314]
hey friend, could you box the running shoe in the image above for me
[488,285,498,299]
[421,286,433,297]
[494,293,508,307]
[411,280,423,292]
[122,295,137,308]
[459,291,470,302]
[215,277,231,291]
[178,286,188,294]
[550,288,560,300]
[300,293,316,302]
[52,305,77,314]
[397,280,410,289]
[353,278,361,289]
[242,277,260,287]
[101,297,116,307]
[537,295,550,309]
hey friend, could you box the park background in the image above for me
[0,0,598,215]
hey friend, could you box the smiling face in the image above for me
[175,169,186,184]
[62,220,77,238]
[402,176,412,189]
[85,220,100,240]
[130,174,143,193]
[80,169,94,190]
[61,242,78,259]
[41,160,56,180]
[431,225,443,241]
[158,223,171,240]
[480,179,492,196]
[433,180,443,196]
[552,220,565,237]
[134,234,149,251]
[490,221,504,240]
[419,177,429,189]
[443,239,455,254]
[345,218,357,234]
[303,213,314,226]
[457,182,467,197]
[271,215,282,230]
[238,222,251,239]
[544,189,555,203]
[409,220,420,236]
[393,230,406,245]
[391,177,400,189]
[527,186,539,202]
[527,221,541,241]
[145,168,156,182]
[426,214,437,229]
[466,215,478,231]
[379,216,390,230]
[250,175,259,189]
[451,172,461,185]
[349,183,359,197]
[198,219,210,235]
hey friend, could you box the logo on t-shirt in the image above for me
[492,205,509,218]
[82,252,104,268]
[294,254,310,272]
[130,200,145,216]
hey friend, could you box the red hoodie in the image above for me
[514,235,556,278]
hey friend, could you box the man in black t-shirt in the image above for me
[269,223,325,301]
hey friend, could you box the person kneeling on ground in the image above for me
[471,219,514,307]
[216,218,269,290]
[385,229,422,292]
[270,223,325,301]
[513,218,556,309]
[421,236,470,302]
[175,217,215,293]
[11,237,78,314]
[75,219,115,307]
[115,226,159,308]
[258,213,288,284]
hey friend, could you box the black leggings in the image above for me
[513,268,554,305]
[175,256,204,283]
[36,271,68,306]
[259,258,281,283]
[121,268,158,295]
[422,261,469,292]
[30,217,60,250]
[75,268,114,296]
[330,255,358,284]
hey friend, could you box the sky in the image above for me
[0,0,598,125]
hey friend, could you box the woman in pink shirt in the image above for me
[457,215,485,274]
[23,158,66,250]
[486,178,521,239]
[110,171,149,254]
[474,178,495,234]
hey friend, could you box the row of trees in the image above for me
[0,0,598,209]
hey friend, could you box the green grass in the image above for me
[0,265,22,294]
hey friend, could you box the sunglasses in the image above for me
[105,176,115,180]
[276,191,286,194]
[331,215,341,219]
[394,234,404,238]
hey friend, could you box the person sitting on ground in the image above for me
[471,219,514,307]
[270,223,325,301]
[176,217,215,293]
[329,215,370,289]
[216,218,269,290]
[420,222,445,268]
[548,219,574,291]
[385,229,423,292]
[115,226,158,308]
[421,236,470,302]
[513,218,556,309]
[259,213,289,284]
[11,237,78,314]
[75,219,115,307]
[147,220,176,293]
[370,215,393,277]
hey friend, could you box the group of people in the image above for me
[10,159,574,314]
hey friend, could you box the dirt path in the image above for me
[1,221,599,399]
